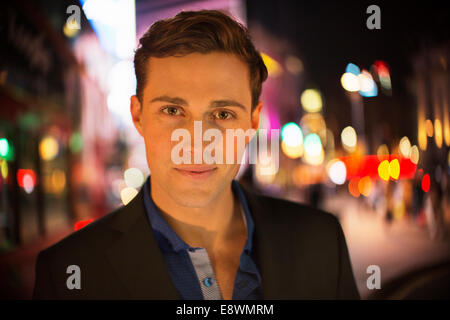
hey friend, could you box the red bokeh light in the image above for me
[422,174,430,192]
[74,219,94,231]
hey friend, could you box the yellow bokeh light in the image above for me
[39,136,59,161]
[434,119,443,148]
[425,119,434,137]
[261,52,282,77]
[340,73,360,92]
[389,159,400,180]
[378,160,390,181]
[281,141,303,159]
[301,89,323,113]
[51,169,66,194]
[63,21,80,38]
[0,160,7,179]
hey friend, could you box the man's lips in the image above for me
[174,165,217,173]
[173,166,218,179]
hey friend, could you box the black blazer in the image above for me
[33,182,360,299]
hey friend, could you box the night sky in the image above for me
[247,0,450,145]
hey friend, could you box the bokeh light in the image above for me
[304,133,322,157]
[358,176,372,196]
[285,55,303,74]
[389,159,400,180]
[434,119,443,148]
[69,132,83,153]
[348,177,360,197]
[124,167,144,188]
[254,156,278,185]
[399,136,411,157]
[425,119,434,137]
[74,219,94,231]
[281,141,303,159]
[358,70,378,97]
[341,126,357,151]
[63,20,80,38]
[39,136,59,161]
[374,60,392,91]
[377,144,389,160]
[281,122,303,147]
[17,169,36,194]
[0,138,10,158]
[120,187,138,205]
[409,145,420,164]
[51,169,66,194]
[345,63,360,75]
[261,52,282,77]
[378,160,390,181]
[341,72,360,92]
[0,160,8,179]
[300,89,323,113]
[327,160,347,185]
[422,173,430,192]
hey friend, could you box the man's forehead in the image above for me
[143,53,252,104]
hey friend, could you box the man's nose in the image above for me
[183,119,213,164]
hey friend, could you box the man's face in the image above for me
[131,52,262,207]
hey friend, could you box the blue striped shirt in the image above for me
[142,176,262,300]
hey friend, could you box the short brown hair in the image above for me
[134,9,268,111]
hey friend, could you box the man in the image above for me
[33,10,360,300]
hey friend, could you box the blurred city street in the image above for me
[324,193,450,299]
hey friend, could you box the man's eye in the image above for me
[161,106,182,116]
[213,110,234,120]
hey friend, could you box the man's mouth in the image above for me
[173,166,218,179]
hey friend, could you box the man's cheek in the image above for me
[147,141,175,166]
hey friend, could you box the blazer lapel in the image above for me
[106,188,181,299]
[239,183,310,299]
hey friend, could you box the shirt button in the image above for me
[203,277,214,287]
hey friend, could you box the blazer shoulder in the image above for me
[251,189,339,224]
[39,204,129,260]
[243,187,341,238]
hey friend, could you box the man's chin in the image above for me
[166,189,218,208]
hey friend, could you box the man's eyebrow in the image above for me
[150,96,188,106]
[209,100,247,110]
[150,96,247,110]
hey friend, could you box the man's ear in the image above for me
[130,95,144,137]
[251,101,263,131]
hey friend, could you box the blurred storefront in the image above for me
[0,0,119,298]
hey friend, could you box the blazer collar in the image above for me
[106,188,181,299]
[238,183,297,299]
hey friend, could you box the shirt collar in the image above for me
[142,176,255,254]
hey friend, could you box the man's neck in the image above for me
[150,180,241,249]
